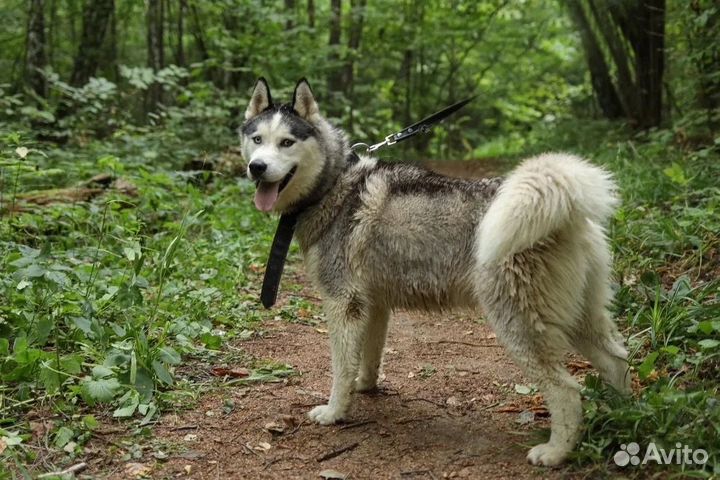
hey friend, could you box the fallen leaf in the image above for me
[264,421,286,435]
[514,384,532,395]
[184,465,192,475]
[178,450,204,460]
[446,396,460,407]
[210,366,251,378]
[255,441,272,451]
[152,451,168,460]
[63,441,77,453]
[183,433,197,442]
[0,438,6,455]
[567,360,592,374]
[124,462,151,477]
[319,469,347,479]
[315,327,328,334]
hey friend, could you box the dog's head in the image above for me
[240,78,327,213]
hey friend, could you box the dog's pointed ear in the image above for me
[292,78,319,119]
[245,78,273,120]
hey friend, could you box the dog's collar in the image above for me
[260,151,359,308]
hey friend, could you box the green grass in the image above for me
[554,124,720,478]
[1,120,719,478]
[0,128,302,476]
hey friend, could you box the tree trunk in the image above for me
[307,0,315,28]
[285,0,296,30]
[586,0,635,114]
[190,3,209,62]
[565,0,624,119]
[343,0,366,129]
[146,0,164,113]
[68,0,115,87]
[105,4,119,82]
[326,0,343,117]
[25,0,47,98]
[566,0,665,128]
[176,0,186,67]
[633,0,665,128]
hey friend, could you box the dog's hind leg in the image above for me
[484,304,583,466]
[309,298,367,425]
[572,228,631,394]
[355,304,390,392]
[575,261,631,394]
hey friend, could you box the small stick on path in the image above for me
[429,340,502,348]
[316,442,359,462]
[338,419,376,430]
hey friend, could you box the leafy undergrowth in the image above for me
[0,129,306,476]
[535,122,720,478]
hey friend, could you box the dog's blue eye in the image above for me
[252,136,262,144]
[280,139,295,148]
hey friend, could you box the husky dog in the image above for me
[241,78,631,466]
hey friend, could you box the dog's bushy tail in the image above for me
[477,153,618,264]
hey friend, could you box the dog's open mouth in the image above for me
[254,165,297,212]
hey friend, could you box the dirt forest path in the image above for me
[149,312,576,480]
[92,160,589,479]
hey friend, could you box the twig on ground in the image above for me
[37,462,87,478]
[404,397,446,408]
[315,442,359,462]
[395,415,441,425]
[429,340,501,348]
[400,469,437,479]
[170,424,198,431]
[338,420,376,430]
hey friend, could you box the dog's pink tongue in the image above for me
[254,181,280,212]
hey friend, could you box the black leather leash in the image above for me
[351,95,476,153]
[260,96,475,308]
[260,212,298,308]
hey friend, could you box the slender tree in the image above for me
[147,0,164,112]
[565,0,623,118]
[307,0,315,28]
[566,0,666,128]
[68,0,115,87]
[25,0,47,98]
[176,0,186,67]
[285,0,296,30]
[326,0,343,116]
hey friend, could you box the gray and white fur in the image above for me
[241,78,631,466]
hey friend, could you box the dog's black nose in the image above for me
[249,160,267,177]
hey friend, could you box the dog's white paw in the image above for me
[526,443,569,466]
[308,404,345,425]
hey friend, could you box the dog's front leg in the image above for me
[309,300,365,425]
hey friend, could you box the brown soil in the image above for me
[91,309,590,480]
[83,158,592,479]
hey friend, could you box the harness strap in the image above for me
[259,151,359,308]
